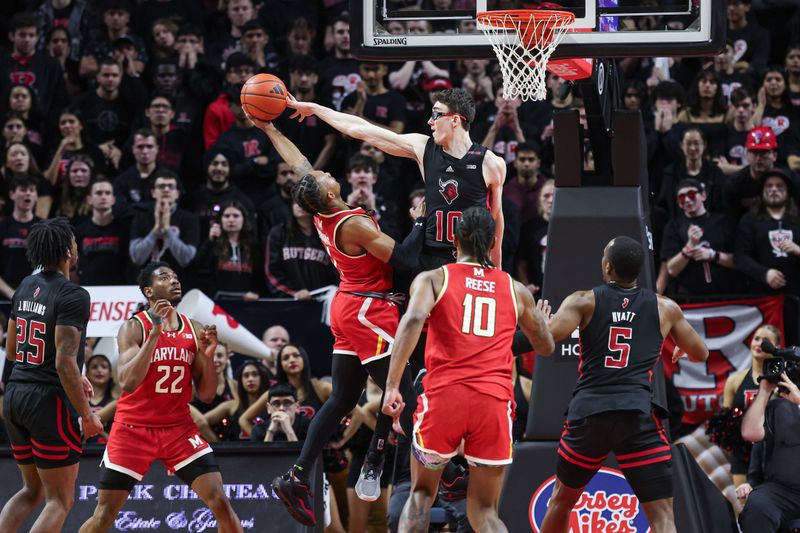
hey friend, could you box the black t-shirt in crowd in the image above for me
[660,211,741,294]
[734,212,800,295]
[0,216,40,289]
[74,217,131,285]
[9,270,90,388]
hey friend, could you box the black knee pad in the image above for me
[624,460,673,502]
[174,452,220,486]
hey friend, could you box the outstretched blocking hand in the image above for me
[286,93,316,123]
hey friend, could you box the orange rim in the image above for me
[477,9,575,48]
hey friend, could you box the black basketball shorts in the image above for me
[4,382,83,468]
[557,410,673,502]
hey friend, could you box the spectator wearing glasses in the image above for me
[735,168,800,295]
[661,178,739,295]
[658,127,727,220]
[250,383,310,443]
[129,171,199,287]
[724,126,783,218]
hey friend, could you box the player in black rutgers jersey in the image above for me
[421,137,492,268]
[540,236,709,533]
[0,218,102,533]
[286,87,506,271]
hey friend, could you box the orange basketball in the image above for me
[240,73,288,122]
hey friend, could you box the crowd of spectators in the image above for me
[0,0,800,530]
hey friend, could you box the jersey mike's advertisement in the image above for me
[529,468,650,533]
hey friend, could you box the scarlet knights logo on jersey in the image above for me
[622,298,629,309]
[439,177,459,205]
[33,287,40,298]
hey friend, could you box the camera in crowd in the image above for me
[759,340,800,393]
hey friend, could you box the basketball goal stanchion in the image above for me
[476,9,580,101]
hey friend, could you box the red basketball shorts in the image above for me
[102,423,212,480]
[413,384,514,466]
[330,291,399,364]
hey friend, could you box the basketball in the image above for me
[240,74,288,122]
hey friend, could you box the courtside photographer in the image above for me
[738,340,800,532]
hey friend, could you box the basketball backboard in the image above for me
[351,0,725,61]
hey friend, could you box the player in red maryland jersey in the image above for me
[246,117,423,526]
[79,262,241,533]
[383,207,555,532]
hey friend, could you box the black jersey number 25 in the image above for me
[15,318,47,365]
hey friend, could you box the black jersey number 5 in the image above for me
[605,326,632,368]
[15,318,47,365]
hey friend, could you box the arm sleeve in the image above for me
[55,286,91,329]
[389,217,426,271]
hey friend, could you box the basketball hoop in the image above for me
[477,9,575,102]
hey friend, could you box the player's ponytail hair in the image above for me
[292,174,327,215]
[455,207,495,268]
[26,217,74,270]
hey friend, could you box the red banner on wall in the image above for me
[661,295,784,426]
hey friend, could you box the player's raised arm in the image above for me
[484,151,506,268]
[287,95,428,162]
[514,282,555,356]
[658,295,709,362]
[342,201,427,271]
[192,321,218,404]
[548,290,594,342]
[117,302,168,392]
[249,117,315,177]
[383,269,440,417]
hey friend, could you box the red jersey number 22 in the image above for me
[605,326,632,368]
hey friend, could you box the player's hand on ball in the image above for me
[286,93,315,123]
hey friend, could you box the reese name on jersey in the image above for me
[152,346,193,363]
[465,276,496,293]
[17,300,47,316]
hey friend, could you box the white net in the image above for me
[477,11,575,102]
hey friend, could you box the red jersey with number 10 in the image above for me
[314,206,392,292]
[423,262,518,401]
[114,311,199,427]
